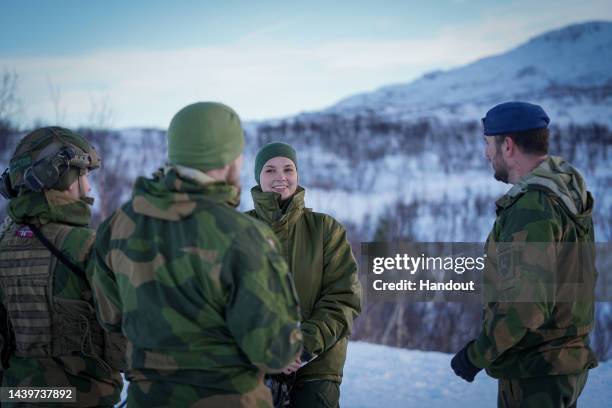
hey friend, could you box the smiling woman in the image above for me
[260,156,297,199]
[256,143,299,200]
[246,142,363,408]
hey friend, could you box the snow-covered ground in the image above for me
[116,341,611,407]
[341,342,611,408]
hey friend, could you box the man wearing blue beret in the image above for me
[451,101,598,407]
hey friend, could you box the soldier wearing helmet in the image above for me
[0,126,125,407]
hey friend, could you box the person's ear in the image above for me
[502,136,515,158]
[67,179,77,194]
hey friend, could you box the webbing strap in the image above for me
[26,224,86,280]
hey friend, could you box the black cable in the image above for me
[27,223,86,280]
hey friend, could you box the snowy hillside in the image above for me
[340,342,612,408]
[245,110,611,243]
[331,21,612,127]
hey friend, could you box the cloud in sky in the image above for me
[0,0,610,128]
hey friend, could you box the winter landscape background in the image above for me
[1,19,611,406]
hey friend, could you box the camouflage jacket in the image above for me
[0,190,123,407]
[468,156,598,378]
[87,166,302,407]
[247,186,362,383]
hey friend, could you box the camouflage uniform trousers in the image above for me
[289,380,340,408]
[125,370,274,408]
[497,371,588,408]
[1,356,119,408]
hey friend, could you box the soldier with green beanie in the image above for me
[247,142,362,408]
[451,102,598,407]
[167,101,245,172]
[0,126,125,407]
[87,102,303,407]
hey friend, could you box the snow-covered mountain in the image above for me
[1,21,610,361]
[330,21,612,126]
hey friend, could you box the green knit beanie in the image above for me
[254,142,298,184]
[167,102,244,172]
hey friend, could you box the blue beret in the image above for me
[482,101,550,136]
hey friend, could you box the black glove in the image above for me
[451,342,482,382]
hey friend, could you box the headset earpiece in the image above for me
[24,156,64,192]
[0,168,18,199]
[23,166,46,192]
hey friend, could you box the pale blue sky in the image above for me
[1,0,611,128]
[0,1,491,55]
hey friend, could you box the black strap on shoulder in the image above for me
[27,223,87,280]
[1,302,15,369]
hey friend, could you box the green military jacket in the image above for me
[469,156,598,378]
[247,186,362,383]
[0,190,123,407]
[87,165,302,407]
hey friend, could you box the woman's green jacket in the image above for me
[247,186,362,383]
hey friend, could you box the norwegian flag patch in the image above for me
[15,226,34,238]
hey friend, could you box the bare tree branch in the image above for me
[0,69,20,125]
[47,77,66,124]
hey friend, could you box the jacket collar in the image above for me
[8,190,91,226]
[132,165,240,221]
[251,185,305,227]
[496,156,591,217]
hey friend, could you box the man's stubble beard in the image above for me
[492,148,510,184]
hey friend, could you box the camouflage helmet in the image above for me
[1,127,100,197]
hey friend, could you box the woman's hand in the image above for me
[281,355,302,375]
